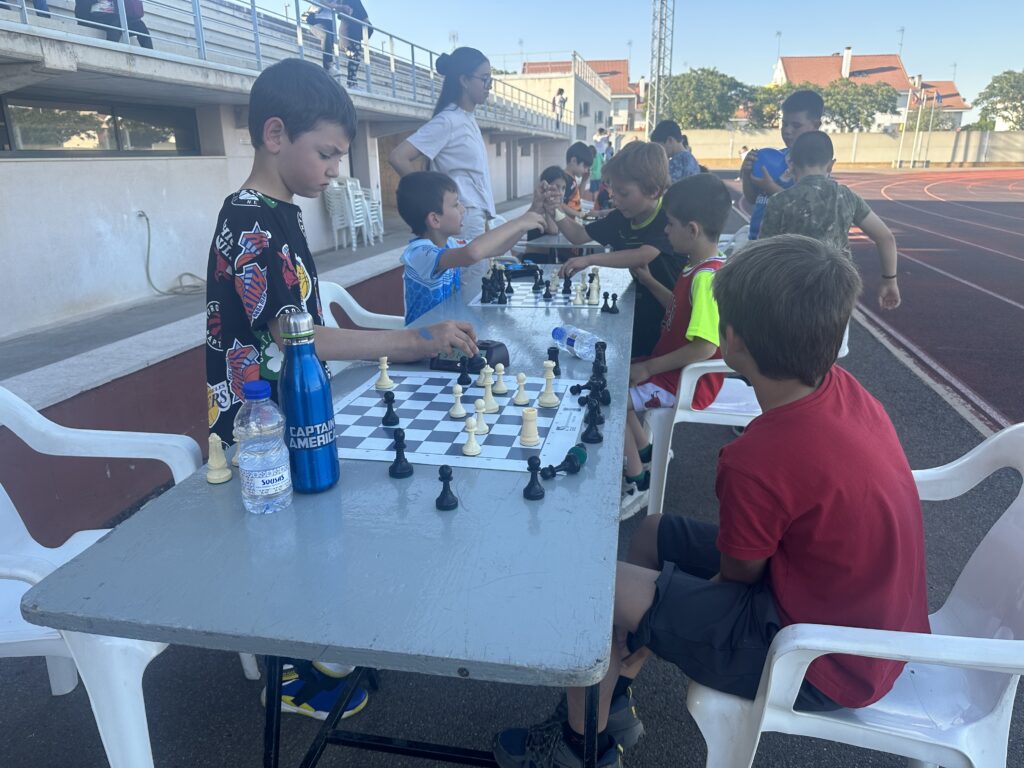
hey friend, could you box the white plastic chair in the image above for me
[686,423,1024,768]
[323,182,351,250]
[361,186,385,240]
[318,280,405,377]
[342,177,375,247]
[0,386,260,768]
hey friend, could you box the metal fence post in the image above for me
[294,0,304,57]
[410,47,417,102]
[249,0,262,70]
[361,23,370,91]
[190,0,206,59]
[113,0,130,44]
[388,35,396,97]
[16,0,28,26]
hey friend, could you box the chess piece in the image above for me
[609,293,619,314]
[537,360,560,408]
[496,281,508,304]
[475,362,489,388]
[547,346,561,376]
[512,372,530,406]
[523,455,545,500]
[600,291,611,313]
[206,434,232,484]
[435,465,458,511]
[587,276,600,305]
[480,276,492,304]
[572,283,584,306]
[519,407,541,447]
[594,341,607,369]
[381,390,399,426]
[561,275,573,296]
[482,371,499,413]
[449,384,467,419]
[581,399,603,444]
[504,266,514,294]
[473,399,490,434]
[542,280,553,300]
[532,269,544,293]
[388,428,414,478]
[457,357,472,387]
[374,356,396,390]
[540,443,588,480]
[462,417,481,456]
[492,363,508,394]
[231,429,240,466]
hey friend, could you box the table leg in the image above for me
[298,667,368,768]
[263,655,283,768]
[582,682,599,768]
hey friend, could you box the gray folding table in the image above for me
[22,271,636,768]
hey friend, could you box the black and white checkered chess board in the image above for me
[468,288,602,309]
[332,370,588,472]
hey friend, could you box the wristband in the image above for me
[553,209,567,222]
[881,273,898,280]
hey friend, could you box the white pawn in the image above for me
[206,434,232,484]
[462,417,481,456]
[519,407,540,447]
[375,356,396,390]
[512,372,530,405]
[475,362,489,387]
[572,283,584,306]
[537,360,560,408]
[474,399,490,434]
[449,384,467,419]
[492,362,508,395]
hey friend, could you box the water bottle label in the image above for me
[288,418,335,450]
[241,466,291,496]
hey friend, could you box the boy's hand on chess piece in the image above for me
[629,361,652,387]
[421,320,478,357]
[558,255,592,278]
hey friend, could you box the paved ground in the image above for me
[4,173,1024,766]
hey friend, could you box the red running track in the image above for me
[838,169,1024,427]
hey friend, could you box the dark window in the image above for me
[0,103,10,152]
[520,142,531,157]
[1,98,199,155]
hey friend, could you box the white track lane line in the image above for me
[880,210,1024,265]
[922,179,1024,223]
[880,178,1024,238]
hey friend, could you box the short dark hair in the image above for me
[649,120,683,143]
[781,89,824,121]
[790,131,834,168]
[540,165,568,185]
[663,174,732,241]
[566,142,594,167]
[602,141,670,197]
[713,235,861,386]
[248,58,357,147]
[396,171,458,235]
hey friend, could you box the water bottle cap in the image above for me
[242,380,271,400]
[281,312,316,339]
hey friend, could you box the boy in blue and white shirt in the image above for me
[397,171,544,324]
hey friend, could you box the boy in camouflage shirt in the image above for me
[760,131,901,309]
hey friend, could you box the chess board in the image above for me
[469,287,604,309]
[332,369,588,473]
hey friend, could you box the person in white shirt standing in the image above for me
[389,47,496,243]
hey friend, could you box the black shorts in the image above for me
[628,516,838,711]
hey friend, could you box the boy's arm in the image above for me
[630,264,674,310]
[857,211,901,310]
[268,317,478,362]
[437,212,545,270]
[558,245,660,278]
[629,338,717,386]
[552,211,592,244]
[718,554,768,585]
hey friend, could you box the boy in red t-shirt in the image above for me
[620,174,732,518]
[493,235,931,768]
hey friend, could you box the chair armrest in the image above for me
[0,553,57,586]
[759,622,1024,710]
[912,424,1024,502]
[0,387,202,484]
[675,360,738,407]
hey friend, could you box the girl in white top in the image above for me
[388,47,496,241]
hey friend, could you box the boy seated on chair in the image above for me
[206,59,480,721]
[396,171,544,323]
[492,235,931,768]
[619,173,732,518]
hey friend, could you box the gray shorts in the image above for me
[628,516,838,711]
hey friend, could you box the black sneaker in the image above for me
[544,688,645,751]
[493,720,621,768]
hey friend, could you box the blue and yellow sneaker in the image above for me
[262,664,368,720]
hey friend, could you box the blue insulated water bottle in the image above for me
[279,312,340,493]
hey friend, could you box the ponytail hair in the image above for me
[433,46,489,116]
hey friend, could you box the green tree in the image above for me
[7,104,109,149]
[974,70,1024,130]
[822,80,899,131]
[663,67,751,129]
[904,102,956,132]
[743,82,811,129]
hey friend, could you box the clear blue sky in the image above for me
[276,0,1023,117]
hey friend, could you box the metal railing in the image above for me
[571,53,612,100]
[0,0,570,135]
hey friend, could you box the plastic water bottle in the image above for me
[552,325,603,362]
[234,380,292,515]
[279,312,340,493]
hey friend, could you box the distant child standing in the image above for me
[562,142,594,213]
[649,120,700,183]
[759,131,901,309]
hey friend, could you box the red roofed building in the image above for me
[771,47,970,130]
[522,57,640,138]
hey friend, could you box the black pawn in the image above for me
[547,346,561,376]
[457,356,472,386]
[389,428,414,478]
[435,465,458,511]
[581,400,603,444]
[505,272,514,294]
[561,275,573,296]
[600,291,611,312]
[523,455,545,500]
[609,293,619,314]
[532,269,544,293]
[381,390,399,426]
[543,280,553,300]
[594,341,607,369]
[497,283,508,304]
